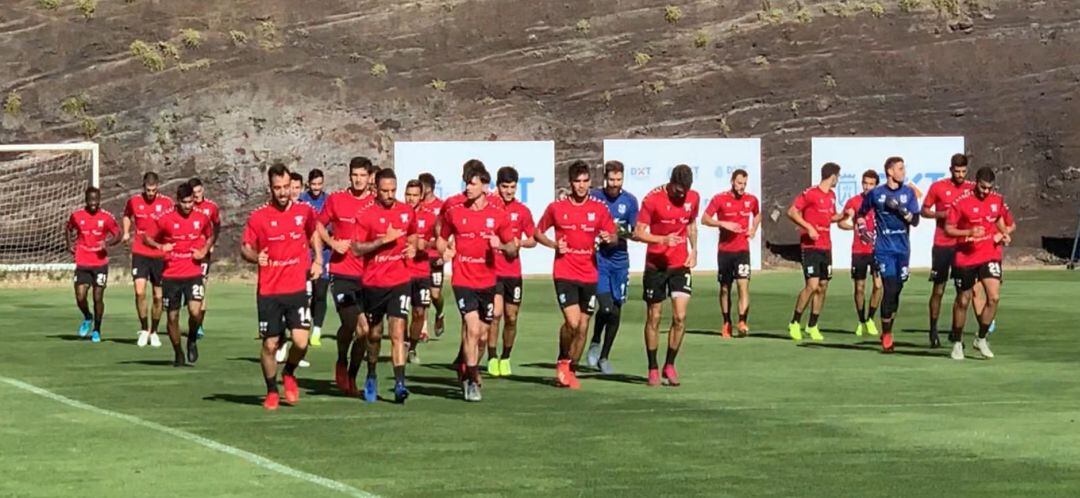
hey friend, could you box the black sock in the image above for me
[453,346,464,366]
[857,307,866,323]
[738,310,748,323]
[487,346,497,361]
[393,365,405,383]
[883,319,894,334]
[283,363,297,377]
[591,312,606,345]
[664,347,679,367]
[599,307,621,360]
[868,306,877,320]
[929,318,938,333]
[722,312,732,325]
[646,349,658,370]
[466,365,479,383]
[977,322,989,339]
[501,345,513,360]
[139,316,149,331]
[791,310,803,324]
[347,361,360,380]
[808,313,820,328]
[366,360,377,377]
[265,376,278,393]
[950,326,963,343]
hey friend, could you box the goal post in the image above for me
[0,142,99,271]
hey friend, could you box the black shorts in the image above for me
[851,253,878,281]
[74,265,109,288]
[257,292,311,338]
[430,260,445,288]
[716,251,751,284]
[495,277,524,306]
[929,245,957,284]
[953,260,1003,291]
[131,254,164,285]
[643,267,693,304]
[363,284,411,325]
[410,277,433,307]
[452,286,495,323]
[162,277,205,311]
[801,250,833,281]
[330,275,364,311]
[554,279,597,314]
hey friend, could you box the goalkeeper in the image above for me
[857,157,921,353]
[584,161,639,374]
[838,169,884,338]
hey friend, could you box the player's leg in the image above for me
[389,313,409,402]
[166,307,185,366]
[431,262,446,337]
[133,273,151,345]
[500,301,520,375]
[361,289,385,403]
[278,292,312,405]
[662,270,691,386]
[789,252,822,340]
[806,257,830,338]
[91,284,106,338]
[869,271,883,334]
[735,254,751,336]
[185,279,205,364]
[949,267,976,360]
[719,280,733,338]
[487,288,505,376]
[260,334,283,409]
[330,278,361,393]
[310,277,329,346]
[588,270,612,366]
[973,262,1002,358]
[594,293,619,373]
[971,280,996,333]
[568,285,597,367]
[852,257,868,336]
[150,260,165,342]
[196,261,210,338]
[74,277,93,337]
[928,247,952,347]
[461,308,485,401]
[644,300,663,386]
[556,303,584,389]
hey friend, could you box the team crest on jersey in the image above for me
[194,221,201,229]
[900,195,909,203]
[400,213,409,223]
[486,218,495,228]
[726,202,732,207]
[418,220,426,229]
[97,220,103,227]
[271,220,278,227]
[990,204,998,213]
[295,216,303,226]
[511,213,519,221]
[155,205,162,212]
[618,204,626,214]
[973,207,980,213]
[744,201,751,208]
[587,212,596,221]
[173,223,180,229]
[878,194,887,203]
[379,218,386,224]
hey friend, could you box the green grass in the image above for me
[2,270,1080,497]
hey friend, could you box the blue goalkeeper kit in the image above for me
[591,188,638,304]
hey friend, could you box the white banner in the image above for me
[603,139,763,272]
[810,137,965,269]
[393,141,556,276]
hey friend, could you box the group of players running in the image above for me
[63,152,1014,409]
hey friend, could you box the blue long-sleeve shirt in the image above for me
[858,183,920,256]
[590,188,638,269]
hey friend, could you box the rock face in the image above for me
[1,0,1077,263]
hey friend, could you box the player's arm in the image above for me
[533,205,559,250]
[686,220,698,268]
[105,216,123,247]
[121,210,133,244]
[64,215,76,254]
[494,218,520,259]
[747,202,762,239]
[351,223,401,256]
[920,186,944,220]
[944,207,981,239]
[786,200,818,239]
[837,206,856,231]
[701,198,739,232]
[142,220,172,252]
[597,210,618,247]
[520,211,538,249]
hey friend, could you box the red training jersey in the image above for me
[317,189,373,279]
[354,200,415,288]
[791,187,837,251]
[638,187,701,270]
[495,197,536,278]
[124,194,174,258]
[843,195,876,255]
[439,201,513,289]
[149,209,213,279]
[923,179,974,248]
[704,191,759,253]
[537,197,615,283]
[947,192,1013,267]
[67,208,120,268]
[194,199,222,228]
[421,196,444,260]
[243,202,318,297]
[409,204,439,278]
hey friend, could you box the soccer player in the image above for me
[188,178,221,339]
[123,172,173,348]
[318,157,376,396]
[702,169,760,339]
[921,153,975,347]
[418,173,446,338]
[144,183,214,366]
[586,160,638,374]
[856,157,921,353]
[241,163,322,410]
[945,167,1015,360]
[536,161,616,388]
[634,165,699,387]
[352,168,416,403]
[276,169,315,369]
[488,166,537,377]
[299,169,330,347]
[786,163,843,342]
[437,165,517,401]
[289,172,304,202]
[404,179,437,364]
[838,170,883,337]
[65,187,121,342]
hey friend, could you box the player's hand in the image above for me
[404,244,417,259]
[746,227,757,239]
[193,245,209,260]
[557,238,569,254]
[486,234,501,249]
[331,238,350,254]
[686,249,698,269]
[442,248,455,262]
[161,243,174,253]
[416,238,428,251]
[383,226,404,244]
[310,261,322,280]
[807,227,820,241]
[258,248,270,267]
[971,226,986,239]
[598,231,614,244]
[664,234,683,247]
[122,232,131,245]
[718,221,744,233]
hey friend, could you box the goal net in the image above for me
[0,143,99,271]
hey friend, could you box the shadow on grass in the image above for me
[104,337,138,345]
[202,393,266,406]
[47,334,85,342]
[117,359,175,366]
[798,342,946,358]
[228,356,261,364]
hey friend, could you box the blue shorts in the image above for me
[875,252,910,282]
[596,265,629,305]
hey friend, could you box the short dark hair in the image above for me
[405,179,422,191]
[418,173,436,191]
[670,164,693,189]
[187,177,203,188]
[462,159,485,177]
[821,162,841,180]
[463,162,490,184]
[375,168,396,183]
[951,153,968,168]
[731,169,748,182]
[85,186,100,197]
[497,166,518,185]
[267,162,290,183]
[604,160,624,176]
[308,168,324,182]
[349,156,372,173]
[143,172,159,185]
[176,183,194,200]
[884,156,904,172]
[567,160,590,182]
[975,167,995,184]
[289,172,303,183]
[862,169,880,184]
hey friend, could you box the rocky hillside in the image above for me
[2,0,1077,263]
